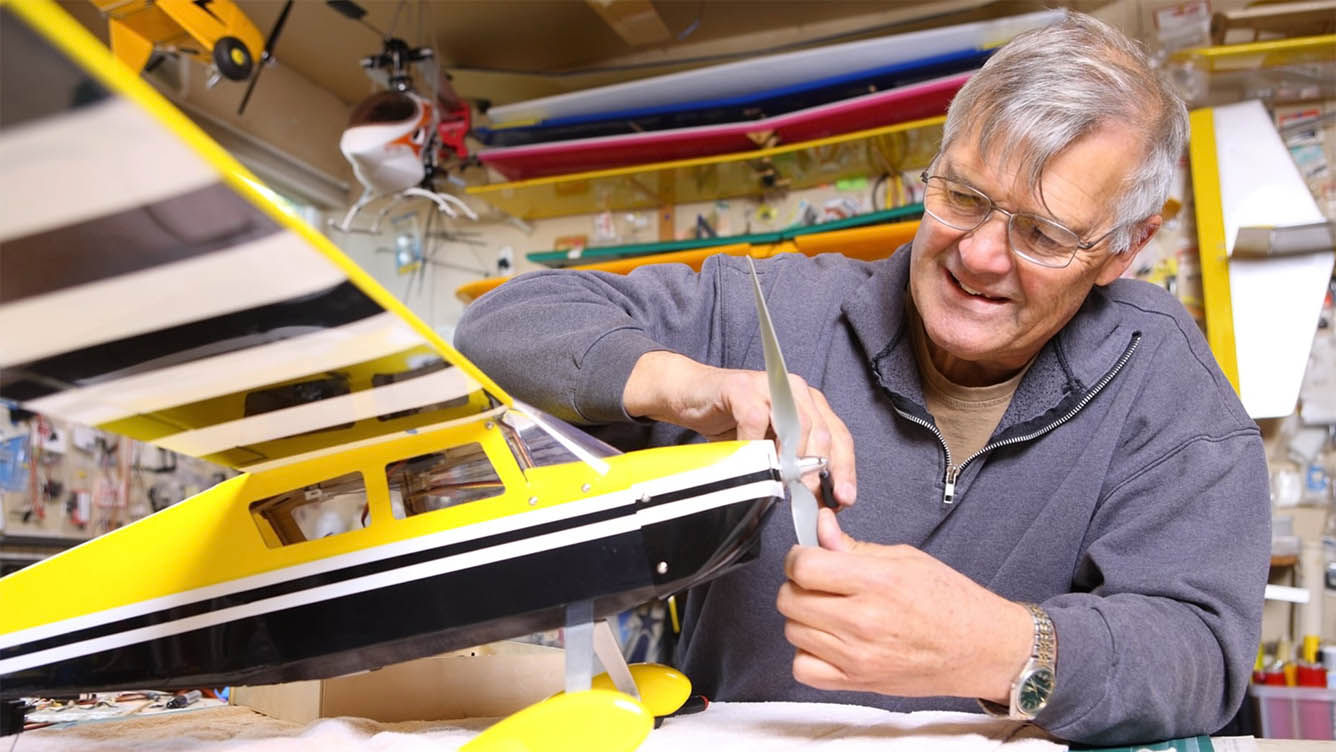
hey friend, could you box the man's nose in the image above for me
[958,210,1014,275]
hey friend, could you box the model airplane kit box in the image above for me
[231,641,565,724]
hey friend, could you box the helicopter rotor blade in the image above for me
[238,0,293,115]
[326,0,387,38]
[326,0,366,20]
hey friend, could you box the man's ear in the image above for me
[1096,215,1162,286]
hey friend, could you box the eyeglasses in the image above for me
[919,171,1117,269]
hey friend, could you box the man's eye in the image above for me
[947,189,985,209]
[1022,220,1068,250]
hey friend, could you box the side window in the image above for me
[386,443,506,519]
[498,409,619,470]
[249,472,369,548]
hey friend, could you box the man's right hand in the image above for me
[623,351,857,507]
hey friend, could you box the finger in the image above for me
[811,390,857,506]
[775,579,843,621]
[786,377,830,498]
[730,380,772,441]
[792,649,851,691]
[816,507,855,552]
[783,546,862,595]
[782,618,849,666]
[797,391,839,504]
[786,373,818,457]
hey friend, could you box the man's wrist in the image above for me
[979,602,1058,720]
[623,350,693,420]
[980,600,1035,704]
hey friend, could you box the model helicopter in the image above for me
[0,1,824,748]
[86,0,293,114]
[325,0,476,234]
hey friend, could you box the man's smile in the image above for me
[945,267,1010,304]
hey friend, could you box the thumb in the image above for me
[816,507,856,552]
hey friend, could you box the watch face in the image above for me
[1017,667,1055,715]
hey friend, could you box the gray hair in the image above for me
[940,11,1188,254]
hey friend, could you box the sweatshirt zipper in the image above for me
[893,333,1141,507]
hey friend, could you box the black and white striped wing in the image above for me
[0,1,508,472]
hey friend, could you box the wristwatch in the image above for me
[979,602,1057,720]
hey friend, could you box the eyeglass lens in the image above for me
[923,177,1080,266]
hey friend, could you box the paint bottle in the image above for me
[1296,635,1327,687]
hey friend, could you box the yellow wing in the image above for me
[1,0,511,473]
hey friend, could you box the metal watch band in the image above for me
[977,602,1057,719]
[1025,602,1056,665]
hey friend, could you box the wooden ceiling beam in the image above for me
[585,0,672,46]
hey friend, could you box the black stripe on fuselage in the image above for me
[0,528,655,699]
[0,469,770,661]
[0,183,278,304]
[638,469,779,509]
[0,494,780,699]
[0,282,382,402]
[0,504,628,663]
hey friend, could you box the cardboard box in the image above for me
[231,641,565,724]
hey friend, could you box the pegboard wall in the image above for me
[0,411,234,544]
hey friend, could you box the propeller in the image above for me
[238,0,294,115]
[746,257,821,547]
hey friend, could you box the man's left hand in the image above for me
[777,508,1033,703]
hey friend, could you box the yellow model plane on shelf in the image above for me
[88,0,263,81]
[87,0,293,113]
[0,1,821,748]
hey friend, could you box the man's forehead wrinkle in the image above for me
[944,143,1059,222]
[950,129,1117,237]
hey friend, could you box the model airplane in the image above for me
[325,0,477,234]
[0,1,821,748]
[86,0,293,114]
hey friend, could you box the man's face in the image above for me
[908,125,1149,384]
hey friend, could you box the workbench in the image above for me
[6,702,1325,751]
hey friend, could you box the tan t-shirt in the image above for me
[909,307,1030,466]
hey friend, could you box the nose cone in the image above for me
[340,92,428,194]
[340,130,426,195]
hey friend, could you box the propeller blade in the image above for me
[238,0,293,115]
[746,257,819,547]
[261,0,294,59]
[237,66,261,115]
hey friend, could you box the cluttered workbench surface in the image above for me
[3,702,1298,752]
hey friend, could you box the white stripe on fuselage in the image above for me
[0,510,641,676]
[0,476,776,676]
[0,442,777,667]
[636,479,781,526]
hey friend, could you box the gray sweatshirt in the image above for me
[455,249,1269,744]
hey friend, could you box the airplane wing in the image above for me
[0,10,786,744]
[0,0,512,473]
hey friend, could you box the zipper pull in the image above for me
[943,465,958,506]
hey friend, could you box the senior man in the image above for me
[456,12,1269,745]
